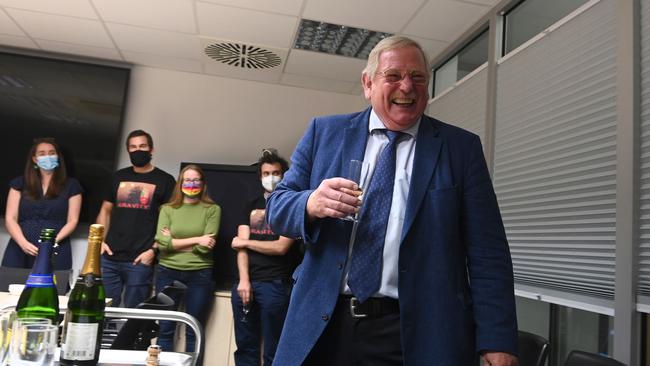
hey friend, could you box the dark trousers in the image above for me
[155,265,214,353]
[101,256,153,308]
[231,279,291,366]
[303,297,403,366]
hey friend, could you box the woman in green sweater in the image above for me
[155,164,221,353]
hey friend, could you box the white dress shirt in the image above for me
[341,108,419,299]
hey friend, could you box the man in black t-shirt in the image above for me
[231,150,299,366]
[95,130,175,307]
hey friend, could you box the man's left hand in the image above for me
[482,352,518,366]
[133,248,155,266]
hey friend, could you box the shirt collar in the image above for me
[368,108,420,138]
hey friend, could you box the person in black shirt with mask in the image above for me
[231,150,300,366]
[95,129,175,307]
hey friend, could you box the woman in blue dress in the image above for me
[2,137,83,270]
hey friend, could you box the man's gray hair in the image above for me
[362,36,431,79]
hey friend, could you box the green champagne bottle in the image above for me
[60,224,106,366]
[15,228,60,323]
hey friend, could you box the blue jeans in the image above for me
[155,265,214,353]
[101,257,153,308]
[232,279,291,366]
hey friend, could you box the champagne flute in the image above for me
[341,160,366,222]
[241,302,251,323]
[0,310,16,366]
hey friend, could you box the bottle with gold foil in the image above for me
[15,228,60,323]
[60,224,106,365]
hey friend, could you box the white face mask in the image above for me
[261,175,281,192]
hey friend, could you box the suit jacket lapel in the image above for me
[401,116,442,242]
[341,107,371,169]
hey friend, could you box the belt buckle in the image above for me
[349,297,367,318]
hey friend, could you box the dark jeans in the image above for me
[101,256,153,308]
[231,279,291,366]
[155,265,214,353]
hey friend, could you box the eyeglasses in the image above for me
[376,69,428,85]
[182,178,202,183]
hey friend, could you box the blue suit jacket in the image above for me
[267,107,517,366]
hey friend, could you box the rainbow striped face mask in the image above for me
[181,181,202,197]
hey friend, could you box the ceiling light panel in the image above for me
[293,19,391,60]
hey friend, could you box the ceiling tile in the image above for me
[284,49,366,82]
[93,0,196,34]
[203,63,283,83]
[107,23,202,59]
[405,35,449,63]
[302,0,426,34]
[281,73,358,94]
[0,0,97,19]
[0,9,25,36]
[403,0,489,42]
[196,2,298,48]
[36,39,123,61]
[0,34,38,49]
[199,0,304,16]
[7,9,113,47]
[123,51,202,73]
[455,0,500,6]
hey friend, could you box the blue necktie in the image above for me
[348,130,403,303]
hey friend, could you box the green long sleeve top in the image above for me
[155,202,221,271]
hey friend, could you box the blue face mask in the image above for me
[36,155,59,171]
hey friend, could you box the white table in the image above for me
[53,349,192,366]
[0,291,71,308]
[0,291,113,308]
[1,293,199,366]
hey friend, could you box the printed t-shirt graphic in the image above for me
[115,182,156,209]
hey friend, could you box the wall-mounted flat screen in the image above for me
[0,51,130,223]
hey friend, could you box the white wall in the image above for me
[0,65,368,272]
[117,66,367,176]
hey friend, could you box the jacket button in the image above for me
[337,263,343,270]
[322,314,329,321]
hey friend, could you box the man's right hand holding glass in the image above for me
[306,177,362,221]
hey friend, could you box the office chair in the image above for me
[160,280,188,307]
[563,350,626,366]
[0,267,71,295]
[109,292,176,350]
[517,330,550,366]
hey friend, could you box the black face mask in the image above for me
[129,150,152,168]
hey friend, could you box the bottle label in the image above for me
[25,274,55,288]
[61,322,99,360]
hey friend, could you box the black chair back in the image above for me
[160,280,188,305]
[109,292,175,350]
[517,330,549,366]
[0,267,71,295]
[564,350,626,366]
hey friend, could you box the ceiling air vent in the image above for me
[204,42,282,69]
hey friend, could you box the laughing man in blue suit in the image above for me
[266,36,518,366]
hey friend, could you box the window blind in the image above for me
[493,0,617,302]
[428,65,488,143]
[637,0,650,308]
